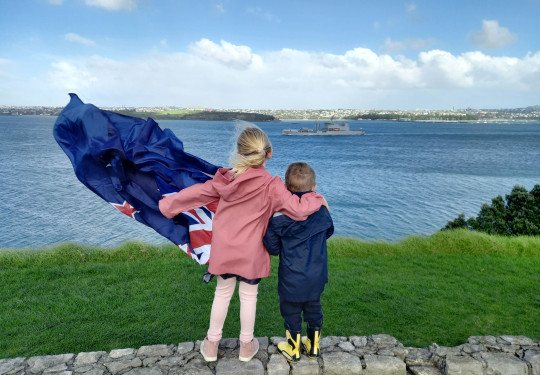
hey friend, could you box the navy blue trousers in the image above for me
[279,298,323,334]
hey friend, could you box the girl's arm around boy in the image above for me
[269,178,328,222]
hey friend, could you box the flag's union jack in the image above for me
[181,202,218,265]
[53,93,220,265]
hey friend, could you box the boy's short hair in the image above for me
[285,162,316,192]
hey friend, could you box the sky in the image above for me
[1,0,539,110]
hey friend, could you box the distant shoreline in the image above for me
[0,112,540,124]
[2,104,540,122]
[280,118,540,123]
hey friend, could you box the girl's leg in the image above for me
[206,276,237,342]
[238,281,259,343]
[238,281,260,361]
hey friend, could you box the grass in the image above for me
[1,230,539,358]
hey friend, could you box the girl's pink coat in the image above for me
[159,166,324,279]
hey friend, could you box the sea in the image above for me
[1,115,539,249]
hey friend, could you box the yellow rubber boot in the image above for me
[301,327,321,359]
[277,330,301,363]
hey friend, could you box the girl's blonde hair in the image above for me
[230,125,272,178]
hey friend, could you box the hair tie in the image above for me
[257,148,263,153]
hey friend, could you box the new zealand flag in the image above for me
[53,93,220,264]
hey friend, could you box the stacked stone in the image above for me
[425,335,540,375]
[0,335,538,375]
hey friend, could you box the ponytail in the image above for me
[231,127,272,178]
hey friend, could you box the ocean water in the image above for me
[1,116,539,249]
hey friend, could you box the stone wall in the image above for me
[1,334,539,375]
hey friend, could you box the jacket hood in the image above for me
[285,206,333,238]
[212,166,271,201]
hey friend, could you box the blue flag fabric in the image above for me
[53,93,220,264]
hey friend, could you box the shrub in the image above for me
[443,184,540,236]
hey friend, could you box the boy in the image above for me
[263,162,334,363]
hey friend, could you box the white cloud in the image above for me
[64,33,96,46]
[48,0,63,5]
[48,61,99,90]
[214,3,226,14]
[407,3,417,14]
[189,39,254,69]
[469,20,518,49]
[406,2,427,23]
[418,50,475,88]
[160,39,168,48]
[85,0,136,11]
[28,39,540,108]
[381,37,436,53]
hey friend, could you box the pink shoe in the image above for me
[239,338,259,362]
[200,337,219,362]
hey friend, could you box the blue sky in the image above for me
[1,0,539,109]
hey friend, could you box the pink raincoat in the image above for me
[159,166,324,279]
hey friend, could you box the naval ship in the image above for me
[282,121,366,136]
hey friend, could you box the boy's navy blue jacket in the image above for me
[263,192,334,302]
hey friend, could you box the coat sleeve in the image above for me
[263,215,282,256]
[327,223,335,239]
[159,179,219,219]
[322,206,335,239]
[270,177,324,221]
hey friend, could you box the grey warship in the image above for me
[282,121,366,136]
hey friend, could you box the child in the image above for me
[159,127,327,362]
[263,162,334,363]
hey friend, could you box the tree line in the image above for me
[115,110,277,122]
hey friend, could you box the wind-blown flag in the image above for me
[53,93,220,264]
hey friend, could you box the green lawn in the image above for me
[1,230,539,358]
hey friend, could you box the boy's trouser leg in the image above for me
[279,299,303,334]
[278,299,303,363]
[207,276,236,342]
[238,281,259,343]
[303,299,323,329]
[301,299,323,359]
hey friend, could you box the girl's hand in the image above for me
[322,197,330,212]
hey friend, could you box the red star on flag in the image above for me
[111,201,138,219]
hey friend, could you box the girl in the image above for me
[159,126,326,362]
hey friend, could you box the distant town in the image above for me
[1,104,539,122]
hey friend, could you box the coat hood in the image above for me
[212,166,272,201]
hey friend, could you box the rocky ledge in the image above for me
[1,334,539,375]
